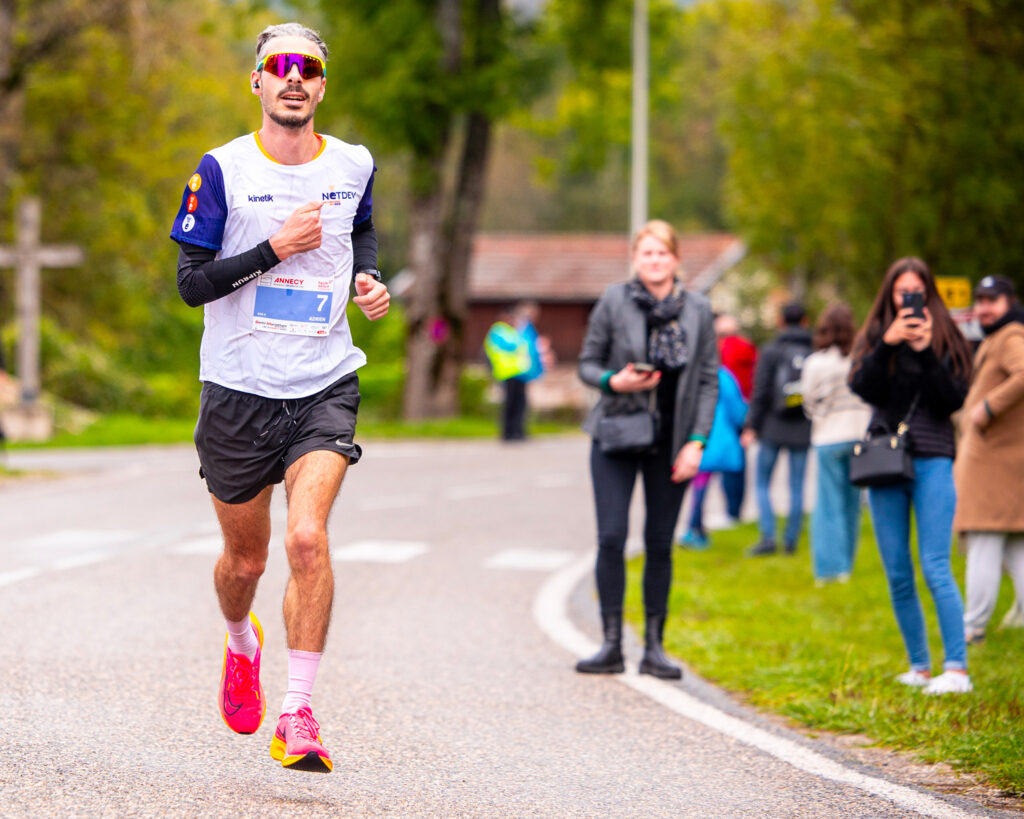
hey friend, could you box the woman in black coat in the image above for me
[575,220,719,678]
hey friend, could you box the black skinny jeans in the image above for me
[589,439,688,617]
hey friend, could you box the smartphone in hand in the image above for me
[632,362,656,373]
[901,291,926,319]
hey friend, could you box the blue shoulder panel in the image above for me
[170,154,227,250]
[354,165,376,226]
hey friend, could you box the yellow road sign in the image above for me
[935,277,972,310]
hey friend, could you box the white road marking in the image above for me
[485,548,576,572]
[332,541,429,564]
[443,484,510,501]
[533,555,979,819]
[0,567,41,588]
[173,536,224,556]
[356,494,426,512]
[51,551,110,571]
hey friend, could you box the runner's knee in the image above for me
[220,552,267,584]
[285,523,328,573]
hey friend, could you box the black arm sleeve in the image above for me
[352,218,378,275]
[176,240,280,308]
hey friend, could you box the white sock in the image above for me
[226,616,259,660]
[280,649,322,715]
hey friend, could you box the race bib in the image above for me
[252,273,334,336]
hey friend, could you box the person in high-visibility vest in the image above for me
[485,306,533,440]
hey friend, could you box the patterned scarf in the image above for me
[628,279,688,370]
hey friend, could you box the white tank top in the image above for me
[170,132,375,398]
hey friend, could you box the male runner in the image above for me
[169,22,389,773]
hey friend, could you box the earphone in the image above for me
[253,80,260,89]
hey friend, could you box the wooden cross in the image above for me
[0,197,83,404]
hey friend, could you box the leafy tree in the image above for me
[518,0,726,233]
[708,0,1024,297]
[3,1,265,411]
[310,1,550,418]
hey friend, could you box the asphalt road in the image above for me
[0,438,992,818]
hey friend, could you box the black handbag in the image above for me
[597,389,659,456]
[849,394,919,487]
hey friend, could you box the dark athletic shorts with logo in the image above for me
[194,372,362,505]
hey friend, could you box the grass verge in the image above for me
[625,516,1024,793]
[6,412,579,448]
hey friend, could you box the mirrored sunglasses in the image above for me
[257,52,326,80]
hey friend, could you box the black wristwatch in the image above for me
[359,268,383,283]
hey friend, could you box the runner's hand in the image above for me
[269,201,324,260]
[353,274,390,320]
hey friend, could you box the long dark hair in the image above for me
[850,257,972,380]
[813,303,857,355]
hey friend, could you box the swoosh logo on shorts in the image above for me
[335,440,355,450]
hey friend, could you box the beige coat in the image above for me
[953,321,1024,532]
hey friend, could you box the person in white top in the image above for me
[801,303,872,584]
[169,22,390,774]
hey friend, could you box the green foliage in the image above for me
[3,0,271,409]
[626,516,1024,792]
[517,0,726,232]
[309,2,551,159]
[707,0,1024,296]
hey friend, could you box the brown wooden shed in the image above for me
[464,232,746,363]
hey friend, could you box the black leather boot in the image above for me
[575,612,625,674]
[638,615,682,679]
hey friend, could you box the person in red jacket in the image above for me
[717,314,757,399]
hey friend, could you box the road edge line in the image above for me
[533,554,979,819]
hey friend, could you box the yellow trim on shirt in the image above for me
[253,131,326,164]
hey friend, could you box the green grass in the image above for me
[9,414,199,448]
[7,411,578,448]
[626,517,1024,793]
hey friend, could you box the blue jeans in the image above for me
[755,442,808,547]
[867,458,967,671]
[721,464,745,520]
[811,442,862,579]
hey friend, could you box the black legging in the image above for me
[589,439,688,617]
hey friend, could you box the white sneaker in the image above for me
[895,670,931,687]
[923,671,973,695]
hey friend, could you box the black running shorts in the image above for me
[194,372,362,504]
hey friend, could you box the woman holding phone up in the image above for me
[575,220,718,678]
[849,257,974,695]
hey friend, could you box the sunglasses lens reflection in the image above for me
[262,53,324,80]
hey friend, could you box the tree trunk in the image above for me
[401,152,450,420]
[399,0,502,420]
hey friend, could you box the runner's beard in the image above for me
[268,108,315,129]
[266,95,317,129]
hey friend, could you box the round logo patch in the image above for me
[187,194,199,213]
[182,214,196,232]
[188,174,202,192]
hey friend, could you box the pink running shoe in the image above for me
[269,707,333,773]
[218,613,265,735]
